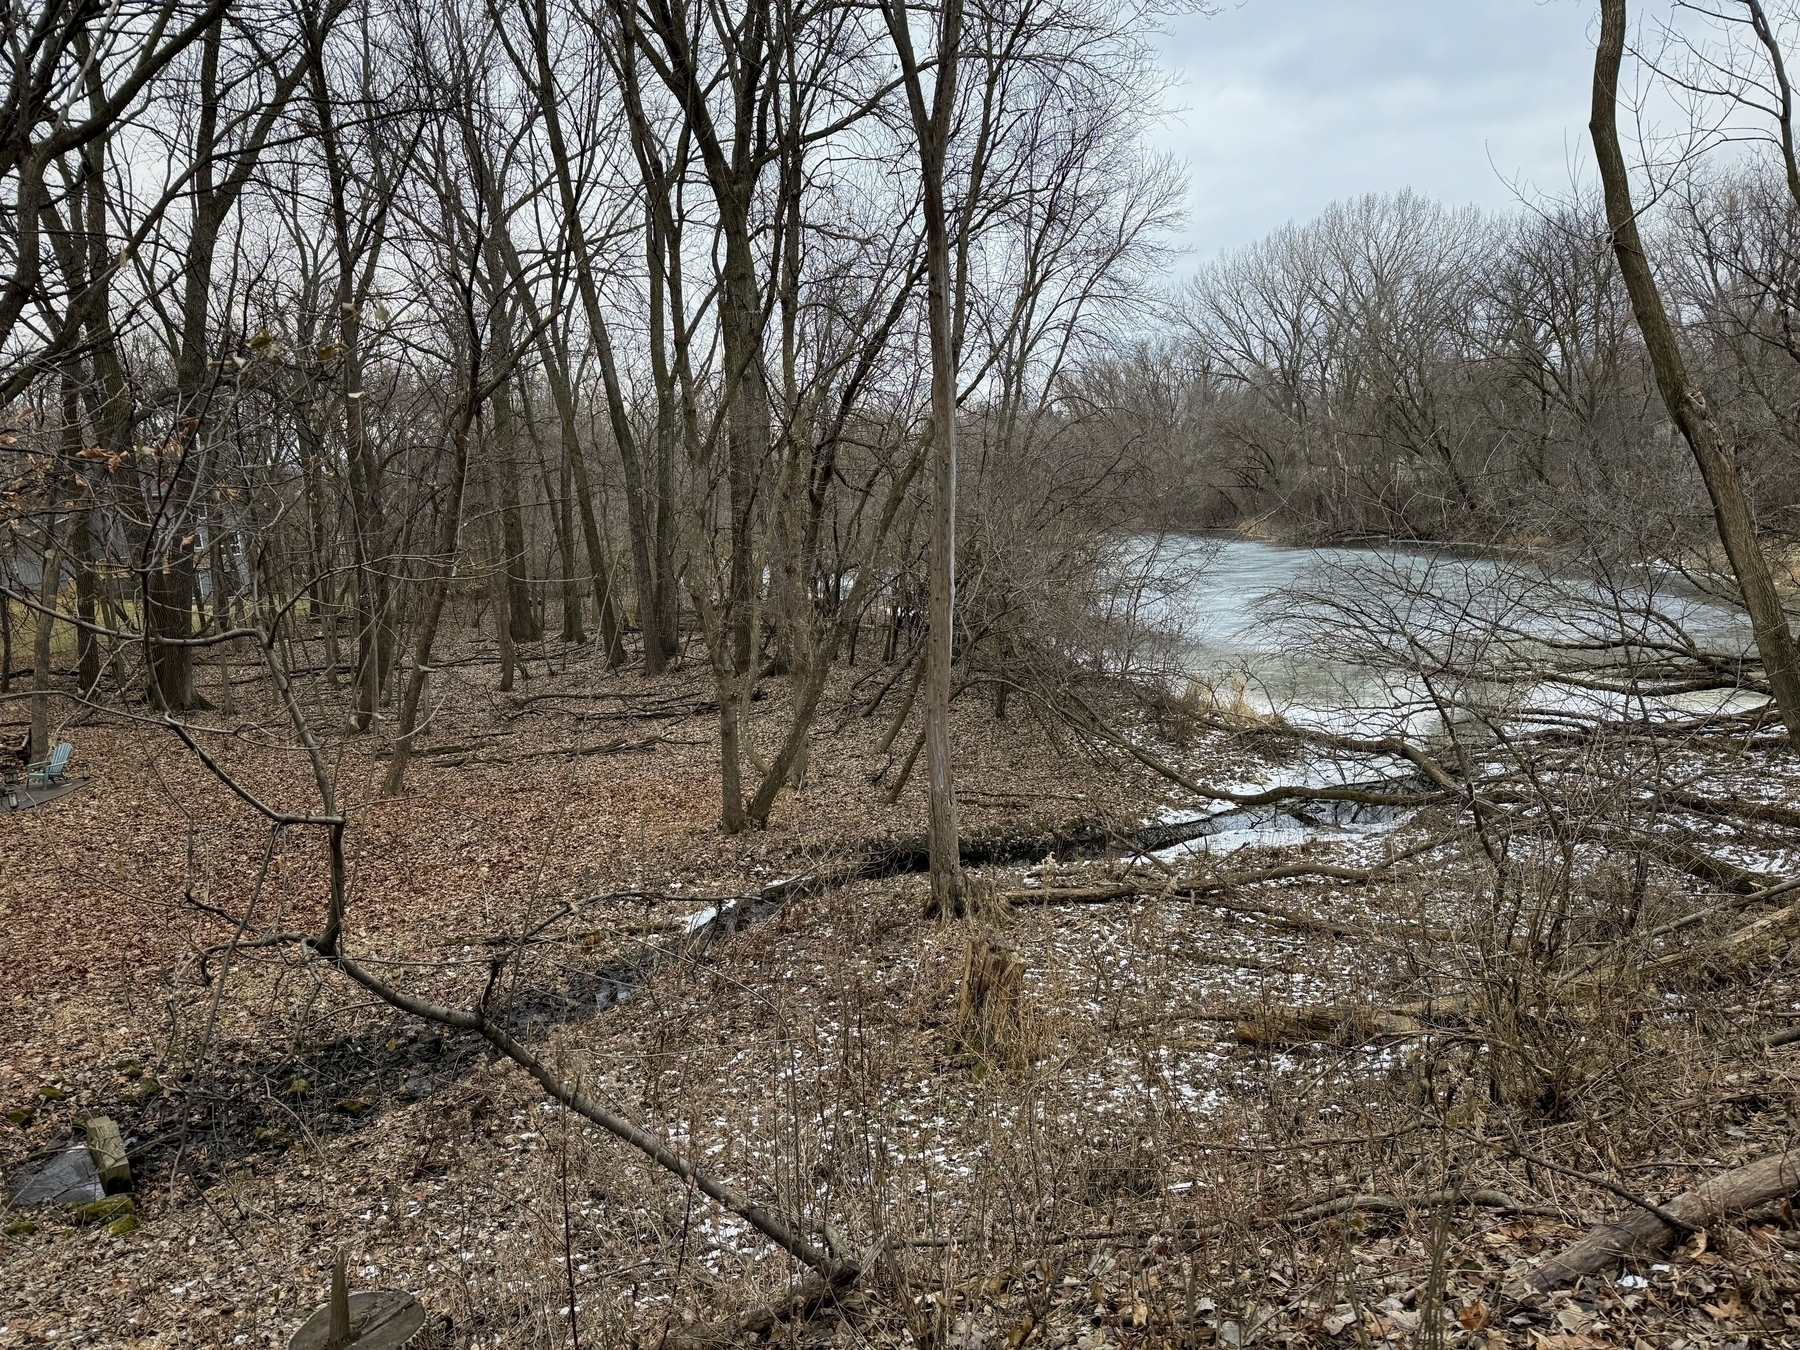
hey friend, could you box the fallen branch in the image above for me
[333,948,854,1283]
[906,1188,1555,1251]
[1281,1189,1560,1224]
[1003,870,1386,939]
[1503,1150,1800,1301]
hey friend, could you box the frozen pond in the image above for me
[1130,534,1762,736]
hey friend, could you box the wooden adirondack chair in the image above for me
[26,742,72,788]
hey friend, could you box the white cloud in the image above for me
[1150,0,1599,265]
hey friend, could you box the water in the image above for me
[1135,535,1761,735]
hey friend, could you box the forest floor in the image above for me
[4,627,1800,1349]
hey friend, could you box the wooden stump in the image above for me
[289,1254,425,1350]
[957,933,1030,1067]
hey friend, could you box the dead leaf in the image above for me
[1703,1288,1745,1322]
[1457,1299,1491,1332]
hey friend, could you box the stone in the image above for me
[84,1117,130,1193]
[4,1219,35,1236]
[9,1146,103,1206]
[105,1213,139,1237]
[36,1086,65,1102]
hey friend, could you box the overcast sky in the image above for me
[1151,0,1600,267]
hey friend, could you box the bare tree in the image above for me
[883,0,967,915]
[1590,0,1800,739]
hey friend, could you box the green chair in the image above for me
[25,742,72,788]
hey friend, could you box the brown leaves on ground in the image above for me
[6,634,1800,1348]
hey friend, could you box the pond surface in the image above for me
[1133,534,1761,735]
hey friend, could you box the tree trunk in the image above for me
[492,376,541,646]
[70,508,99,696]
[484,471,517,693]
[30,522,60,764]
[519,2,665,673]
[884,0,968,917]
[542,328,624,665]
[382,376,479,797]
[1591,0,1800,740]
[1,574,12,694]
[146,550,200,712]
[206,503,236,713]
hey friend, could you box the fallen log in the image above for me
[1503,1151,1800,1301]
[1595,825,1779,894]
[1660,787,1800,832]
[454,734,667,765]
[1282,1188,1558,1224]
[1233,1006,1427,1047]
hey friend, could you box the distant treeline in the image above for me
[1069,181,1800,558]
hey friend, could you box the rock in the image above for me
[70,1195,134,1226]
[334,1098,366,1116]
[4,1219,35,1236]
[9,1146,103,1206]
[105,1213,139,1237]
[5,1107,32,1127]
[36,1086,65,1102]
[83,1117,130,1193]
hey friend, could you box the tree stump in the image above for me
[956,932,1030,1067]
[289,1254,425,1350]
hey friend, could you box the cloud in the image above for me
[1151,0,1598,264]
